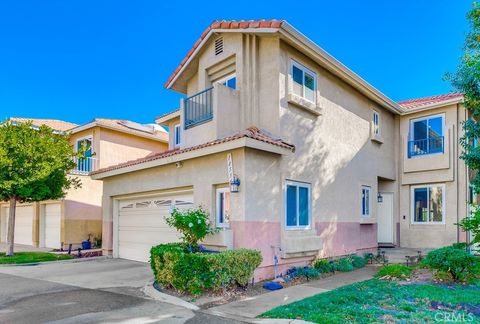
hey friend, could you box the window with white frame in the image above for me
[291,60,316,103]
[285,181,311,229]
[174,124,181,146]
[216,187,231,227]
[361,186,371,217]
[411,184,445,223]
[373,111,380,136]
[218,74,236,90]
[409,114,445,157]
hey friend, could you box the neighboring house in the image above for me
[86,20,469,281]
[0,118,168,250]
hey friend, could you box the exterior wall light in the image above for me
[377,193,383,203]
[230,175,240,193]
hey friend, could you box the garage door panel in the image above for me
[117,193,193,263]
[118,213,171,227]
[4,206,33,246]
[44,204,61,249]
[118,230,181,245]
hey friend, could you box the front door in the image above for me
[377,192,394,244]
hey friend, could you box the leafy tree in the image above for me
[0,121,81,256]
[447,3,480,247]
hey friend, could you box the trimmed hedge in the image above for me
[422,244,479,282]
[150,243,262,295]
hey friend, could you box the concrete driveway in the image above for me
[0,258,244,323]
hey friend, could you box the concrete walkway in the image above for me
[0,243,52,253]
[205,266,378,321]
[381,247,431,264]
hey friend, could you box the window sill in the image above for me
[360,217,375,224]
[288,93,322,116]
[371,134,384,144]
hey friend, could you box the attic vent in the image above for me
[214,37,223,56]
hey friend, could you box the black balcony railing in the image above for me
[184,87,213,129]
[408,137,444,158]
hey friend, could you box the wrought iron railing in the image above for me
[71,156,98,175]
[408,137,444,158]
[184,87,213,129]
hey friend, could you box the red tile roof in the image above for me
[164,20,284,89]
[398,93,464,109]
[91,127,294,175]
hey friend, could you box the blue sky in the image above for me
[0,1,472,125]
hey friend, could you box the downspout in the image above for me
[456,103,460,243]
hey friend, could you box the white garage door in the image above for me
[117,193,194,262]
[4,205,34,246]
[44,204,61,249]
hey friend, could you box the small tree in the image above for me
[447,3,480,246]
[0,121,81,256]
[165,207,218,251]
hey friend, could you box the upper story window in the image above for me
[408,114,445,158]
[373,111,380,136]
[291,60,316,103]
[76,137,93,158]
[411,184,445,224]
[218,74,236,90]
[361,186,371,218]
[174,124,181,147]
[216,187,231,227]
[285,180,311,229]
[75,136,94,173]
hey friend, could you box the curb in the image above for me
[201,309,314,324]
[0,255,109,267]
[143,284,199,311]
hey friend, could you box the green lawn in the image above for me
[0,252,73,264]
[259,279,480,323]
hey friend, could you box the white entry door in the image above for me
[44,204,61,249]
[377,192,394,244]
[4,205,34,246]
[116,193,194,262]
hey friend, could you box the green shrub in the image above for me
[351,255,367,269]
[422,245,479,282]
[375,264,412,280]
[434,270,455,282]
[294,266,320,279]
[335,257,354,272]
[150,243,262,295]
[313,258,334,273]
[164,208,218,249]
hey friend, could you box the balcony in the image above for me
[184,87,213,129]
[71,156,98,175]
[408,137,444,158]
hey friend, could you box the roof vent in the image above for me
[214,37,223,56]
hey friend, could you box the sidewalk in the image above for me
[204,266,378,322]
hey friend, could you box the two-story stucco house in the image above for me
[91,20,471,280]
[0,118,168,250]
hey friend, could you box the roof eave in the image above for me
[401,97,465,115]
[70,121,168,143]
[91,137,293,179]
[155,110,181,125]
[278,23,404,115]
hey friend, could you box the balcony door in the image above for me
[76,137,93,172]
[409,114,444,156]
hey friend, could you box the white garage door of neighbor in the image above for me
[44,204,61,249]
[4,206,34,246]
[117,193,194,262]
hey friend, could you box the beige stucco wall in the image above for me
[398,103,468,248]
[98,128,168,169]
